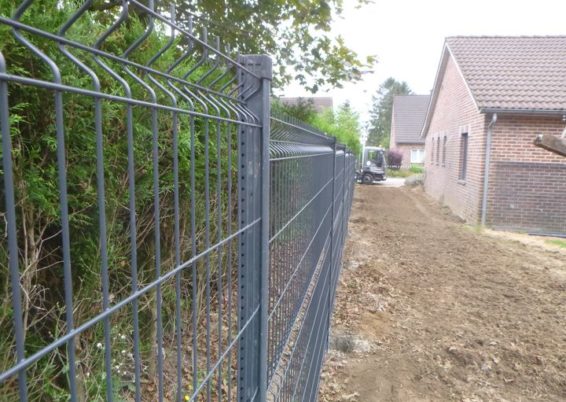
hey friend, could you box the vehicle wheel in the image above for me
[361,174,373,185]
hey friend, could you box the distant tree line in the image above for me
[273,98,363,155]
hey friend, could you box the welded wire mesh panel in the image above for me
[0,1,262,401]
[330,147,346,304]
[267,115,356,402]
[271,236,332,402]
[1,2,357,401]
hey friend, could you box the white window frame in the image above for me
[410,148,425,164]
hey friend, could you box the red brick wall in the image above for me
[391,143,425,168]
[425,54,566,233]
[487,115,566,234]
[489,162,566,234]
[424,55,487,223]
[489,115,564,164]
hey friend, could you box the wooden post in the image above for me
[533,134,566,157]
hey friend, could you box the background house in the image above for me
[423,36,566,236]
[390,95,430,168]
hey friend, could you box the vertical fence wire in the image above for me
[0,2,355,401]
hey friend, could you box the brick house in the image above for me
[422,36,566,235]
[390,95,430,168]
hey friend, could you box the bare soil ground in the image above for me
[319,185,566,402]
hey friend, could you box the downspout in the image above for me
[481,113,497,226]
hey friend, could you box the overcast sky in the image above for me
[281,0,566,127]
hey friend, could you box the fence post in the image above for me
[342,151,348,259]
[327,138,337,351]
[238,54,272,402]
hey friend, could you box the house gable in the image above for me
[423,36,566,138]
[424,51,487,223]
[424,35,566,234]
[421,44,478,138]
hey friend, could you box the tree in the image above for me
[272,99,362,154]
[310,102,362,155]
[366,78,412,148]
[90,0,377,92]
[271,98,318,123]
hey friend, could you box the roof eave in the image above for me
[480,107,566,116]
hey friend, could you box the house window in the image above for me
[459,132,469,180]
[410,149,424,164]
[430,138,434,165]
[436,137,440,165]
[442,136,447,166]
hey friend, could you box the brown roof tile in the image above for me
[446,36,566,112]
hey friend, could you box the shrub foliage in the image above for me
[386,148,403,170]
[1,1,240,399]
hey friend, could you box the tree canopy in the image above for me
[275,100,362,155]
[366,77,412,148]
[92,0,377,92]
[271,98,318,123]
[310,102,363,155]
[187,0,376,92]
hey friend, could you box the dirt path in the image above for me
[319,185,566,402]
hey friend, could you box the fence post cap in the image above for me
[238,54,273,80]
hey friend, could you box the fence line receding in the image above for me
[0,2,355,401]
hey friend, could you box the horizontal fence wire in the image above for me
[0,2,355,401]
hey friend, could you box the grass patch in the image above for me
[387,169,413,178]
[544,239,566,248]
[387,165,424,178]
[409,164,424,174]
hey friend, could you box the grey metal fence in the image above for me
[0,2,355,401]
[267,118,355,402]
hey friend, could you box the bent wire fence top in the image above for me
[0,2,355,401]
